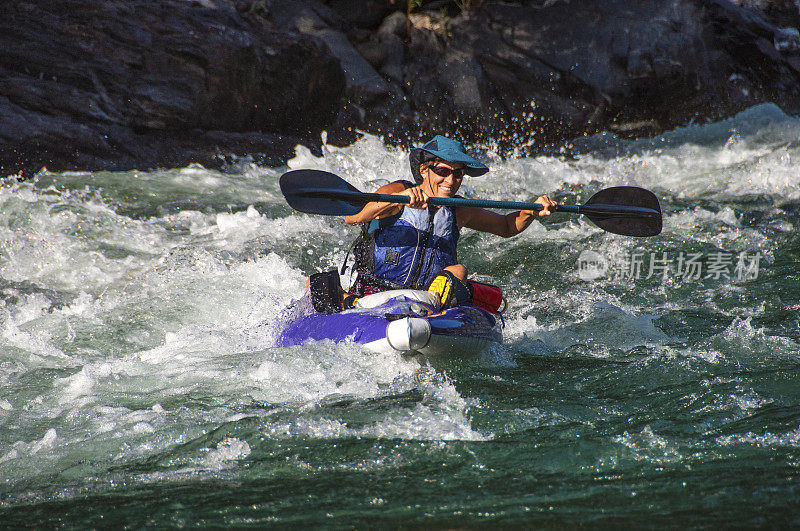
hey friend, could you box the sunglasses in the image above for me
[429,165,465,179]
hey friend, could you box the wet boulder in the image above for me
[0,0,345,178]
[394,0,800,152]
[2,0,798,178]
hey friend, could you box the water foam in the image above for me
[2,106,797,506]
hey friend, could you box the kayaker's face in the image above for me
[422,161,465,198]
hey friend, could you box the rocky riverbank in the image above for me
[2,0,799,178]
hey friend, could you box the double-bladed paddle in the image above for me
[280,169,662,237]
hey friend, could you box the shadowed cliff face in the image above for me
[320,0,800,152]
[1,0,798,177]
[0,0,345,177]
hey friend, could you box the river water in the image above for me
[1,104,798,527]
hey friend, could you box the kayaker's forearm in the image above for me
[501,210,536,237]
[345,202,398,225]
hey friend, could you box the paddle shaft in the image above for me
[294,188,660,218]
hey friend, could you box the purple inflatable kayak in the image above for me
[277,289,503,355]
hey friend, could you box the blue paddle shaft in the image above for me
[373,192,545,211]
[322,190,659,218]
[282,171,662,235]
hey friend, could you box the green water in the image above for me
[0,105,798,527]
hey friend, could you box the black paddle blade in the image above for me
[280,169,365,216]
[583,186,662,237]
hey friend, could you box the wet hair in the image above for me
[409,149,439,184]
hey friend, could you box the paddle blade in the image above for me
[280,169,366,216]
[583,186,662,237]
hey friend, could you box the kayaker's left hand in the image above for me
[402,186,429,209]
[529,195,556,217]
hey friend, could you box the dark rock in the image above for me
[378,11,408,39]
[733,0,800,27]
[355,14,406,85]
[269,2,390,104]
[2,0,799,179]
[325,0,402,30]
[0,0,344,178]
[370,0,800,151]
[267,0,409,141]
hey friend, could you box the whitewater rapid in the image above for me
[0,104,797,519]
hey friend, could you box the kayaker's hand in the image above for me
[531,194,556,217]
[402,186,428,209]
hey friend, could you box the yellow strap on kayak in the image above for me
[427,274,452,308]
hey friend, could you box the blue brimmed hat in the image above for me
[409,135,489,183]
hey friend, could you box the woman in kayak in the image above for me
[342,135,556,303]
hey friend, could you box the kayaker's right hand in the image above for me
[402,186,428,209]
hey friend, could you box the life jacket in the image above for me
[351,182,460,292]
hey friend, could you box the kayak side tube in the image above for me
[277,290,502,356]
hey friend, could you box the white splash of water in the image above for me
[1,103,798,494]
